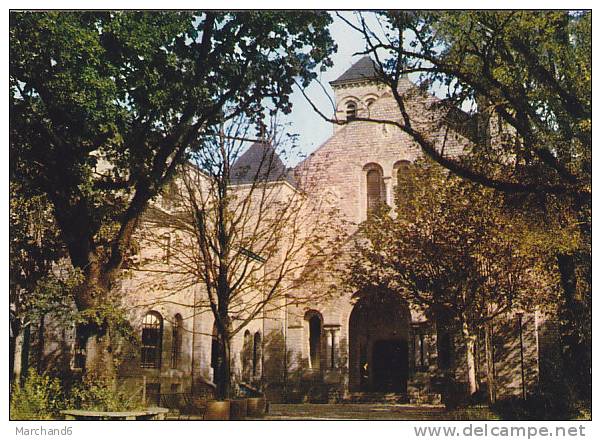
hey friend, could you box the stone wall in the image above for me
[28,73,552,407]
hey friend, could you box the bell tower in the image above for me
[329,56,387,132]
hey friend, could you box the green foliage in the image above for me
[9,182,62,290]
[10,13,336,363]
[348,9,590,399]
[10,370,145,419]
[345,159,563,331]
[23,267,84,326]
[76,299,134,340]
[10,181,69,323]
[448,405,500,421]
[491,395,583,421]
[10,369,65,420]
[10,11,336,263]
[69,374,143,412]
[372,10,590,198]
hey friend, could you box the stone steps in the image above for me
[346,392,409,404]
[346,391,442,405]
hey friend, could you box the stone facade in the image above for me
[35,57,548,405]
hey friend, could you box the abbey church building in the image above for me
[33,57,554,406]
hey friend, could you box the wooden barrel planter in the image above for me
[204,400,230,421]
[229,399,248,420]
[246,397,266,418]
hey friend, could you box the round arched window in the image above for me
[366,168,384,213]
[170,314,183,369]
[345,101,357,120]
[141,311,163,368]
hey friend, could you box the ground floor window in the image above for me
[170,314,183,369]
[242,330,252,382]
[141,312,163,369]
[252,332,262,380]
[305,311,323,371]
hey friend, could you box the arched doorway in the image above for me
[349,291,410,393]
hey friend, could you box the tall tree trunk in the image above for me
[10,328,17,385]
[214,331,232,400]
[556,252,591,400]
[36,315,45,374]
[462,322,478,397]
[484,322,497,404]
[84,324,116,381]
[76,259,117,381]
[12,324,30,386]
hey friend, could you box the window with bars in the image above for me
[170,314,183,369]
[141,312,163,369]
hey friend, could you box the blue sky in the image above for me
[282,12,374,165]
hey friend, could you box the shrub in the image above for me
[492,394,579,420]
[448,405,501,421]
[10,369,65,420]
[68,374,143,412]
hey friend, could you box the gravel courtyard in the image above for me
[262,403,454,421]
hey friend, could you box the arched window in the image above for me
[141,312,163,369]
[366,167,384,213]
[365,97,376,108]
[170,314,183,369]
[309,316,322,370]
[252,332,262,380]
[346,101,357,120]
[305,311,323,371]
[242,330,252,382]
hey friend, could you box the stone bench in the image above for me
[61,407,169,421]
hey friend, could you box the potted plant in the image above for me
[246,396,267,418]
[204,400,231,421]
[229,396,248,420]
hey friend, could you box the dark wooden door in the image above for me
[371,339,408,392]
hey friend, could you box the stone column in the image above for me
[383,176,393,206]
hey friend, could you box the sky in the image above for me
[282,12,376,165]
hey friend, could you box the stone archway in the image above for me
[349,291,410,393]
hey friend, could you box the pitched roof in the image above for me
[230,142,294,185]
[330,56,378,86]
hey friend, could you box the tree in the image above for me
[305,10,590,399]
[10,11,336,378]
[9,181,72,383]
[344,160,561,398]
[135,116,345,399]
[334,11,590,198]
